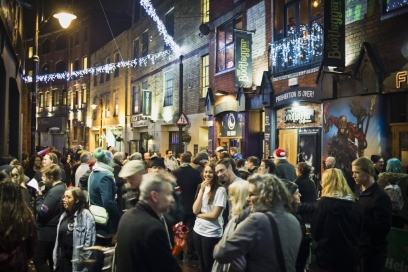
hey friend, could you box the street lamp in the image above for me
[91,97,103,147]
[30,0,76,155]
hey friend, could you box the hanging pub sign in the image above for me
[142,90,152,116]
[235,31,252,88]
[323,0,345,68]
[284,107,315,124]
[220,112,243,137]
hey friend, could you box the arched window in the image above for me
[42,39,51,54]
[41,64,50,75]
[55,61,67,74]
[55,35,67,51]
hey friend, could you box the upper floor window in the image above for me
[201,0,209,23]
[114,91,118,116]
[75,31,80,46]
[165,9,174,49]
[105,95,110,117]
[56,61,67,73]
[216,16,242,73]
[28,46,33,58]
[42,39,51,54]
[133,39,140,59]
[142,31,149,57]
[84,26,88,42]
[45,92,49,107]
[82,87,87,104]
[381,0,408,18]
[74,60,79,72]
[132,86,139,114]
[163,71,173,106]
[53,90,60,106]
[114,52,119,77]
[83,56,88,70]
[74,87,79,106]
[42,64,50,75]
[200,55,209,98]
[39,93,44,108]
[106,57,111,81]
[55,35,67,51]
[62,90,67,105]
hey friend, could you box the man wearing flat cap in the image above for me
[119,160,146,209]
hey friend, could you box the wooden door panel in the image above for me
[278,129,298,166]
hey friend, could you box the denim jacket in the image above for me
[53,209,96,272]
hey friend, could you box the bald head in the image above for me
[325,156,336,169]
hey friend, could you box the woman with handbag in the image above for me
[214,174,302,272]
[212,180,250,272]
[88,148,121,271]
[193,163,227,272]
[53,187,96,272]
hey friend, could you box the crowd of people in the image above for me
[0,145,407,272]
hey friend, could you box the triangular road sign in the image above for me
[176,112,189,126]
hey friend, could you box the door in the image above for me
[278,129,298,166]
[390,123,408,173]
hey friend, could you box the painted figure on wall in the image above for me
[323,96,377,180]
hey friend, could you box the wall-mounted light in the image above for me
[313,0,319,8]
[215,90,228,96]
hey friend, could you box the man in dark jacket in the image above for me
[190,151,209,174]
[273,148,296,182]
[352,157,392,272]
[116,172,181,272]
[172,153,202,260]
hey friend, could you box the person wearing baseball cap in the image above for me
[119,160,146,209]
[273,148,296,182]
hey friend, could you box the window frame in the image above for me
[132,86,140,114]
[216,16,242,73]
[200,55,209,98]
[142,31,149,57]
[100,61,105,84]
[163,70,173,107]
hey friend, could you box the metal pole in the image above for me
[178,55,184,154]
[99,97,103,147]
[30,0,40,155]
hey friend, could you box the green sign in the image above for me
[142,90,152,116]
[235,32,252,88]
[383,228,408,272]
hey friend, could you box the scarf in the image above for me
[325,191,354,201]
[92,161,114,179]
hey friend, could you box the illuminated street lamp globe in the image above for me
[53,12,77,29]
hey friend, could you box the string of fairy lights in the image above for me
[23,0,180,83]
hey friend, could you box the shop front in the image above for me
[37,116,68,153]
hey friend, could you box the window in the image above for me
[84,26,88,42]
[200,55,209,98]
[56,61,67,73]
[216,16,242,72]
[168,131,180,156]
[100,61,105,84]
[39,93,44,107]
[62,90,67,105]
[42,39,51,54]
[53,90,59,106]
[55,35,67,51]
[142,31,148,57]
[70,62,73,74]
[132,86,139,114]
[165,9,174,49]
[28,46,33,58]
[106,57,110,81]
[133,39,140,59]
[75,31,80,46]
[42,64,50,75]
[82,87,87,104]
[201,0,210,23]
[68,91,72,108]
[94,64,98,86]
[75,87,79,106]
[74,60,79,73]
[142,81,148,90]
[74,126,78,141]
[163,71,173,106]
[83,57,88,70]
[45,92,49,107]
[114,53,119,77]
[114,91,118,116]
[105,95,110,118]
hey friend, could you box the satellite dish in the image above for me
[199,23,211,36]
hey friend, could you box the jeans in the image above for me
[360,253,387,272]
[33,240,54,272]
[193,230,220,272]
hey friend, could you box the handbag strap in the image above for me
[265,213,287,272]
[87,171,93,205]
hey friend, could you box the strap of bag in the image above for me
[87,171,93,205]
[265,213,287,272]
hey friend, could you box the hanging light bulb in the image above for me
[53,12,77,28]
[313,0,319,8]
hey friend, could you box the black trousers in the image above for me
[193,230,220,272]
[184,214,196,256]
[33,240,54,272]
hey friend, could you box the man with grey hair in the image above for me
[74,151,92,187]
[129,152,142,161]
[116,172,181,272]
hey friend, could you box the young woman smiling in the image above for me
[193,163,227,272]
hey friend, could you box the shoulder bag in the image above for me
[88,172,109,225]
[265,213,287,272]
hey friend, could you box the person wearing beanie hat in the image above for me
[371,155,384,180]
[273,148,296,182]
[191,152,209,174]
[88,147,121,254]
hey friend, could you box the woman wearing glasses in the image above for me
[11,165,33,207]
[53,187,96,272]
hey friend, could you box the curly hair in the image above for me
[201,163,222,205]
[229,180,249,216]
[62,187,89,215]
[296,162,311,176]
[321,168,354,199]
[261,159,276,174]
[0,180,36,243]
[248,173,292,211]
[28,155,42,168]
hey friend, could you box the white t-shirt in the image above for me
[193,186,227,238]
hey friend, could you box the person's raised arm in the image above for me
[193,181,208,215]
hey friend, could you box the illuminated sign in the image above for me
[142,90,152,116]
[235,32,252,88]
[383,70,408,93]
[323,0,345,68]
[396,71,407,88]
[284,107,315,124]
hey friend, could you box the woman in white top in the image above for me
[193,163,227,272]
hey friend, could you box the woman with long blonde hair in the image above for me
[311,168,362,271]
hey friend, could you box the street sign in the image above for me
[176,112,189,126]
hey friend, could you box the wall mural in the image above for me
[322,95,385,180]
